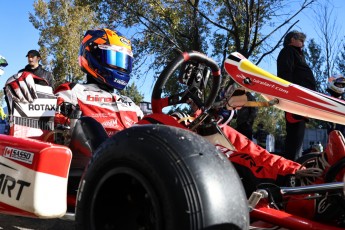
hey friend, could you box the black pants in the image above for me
[236,122,253,140]
[285,119,306,161]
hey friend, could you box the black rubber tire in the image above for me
[75,124,248,230]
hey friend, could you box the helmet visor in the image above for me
[98,45,133,73]
[334,78,345,88]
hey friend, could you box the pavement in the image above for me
[0,214,75,230]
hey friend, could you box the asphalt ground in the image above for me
[0,214,75,230]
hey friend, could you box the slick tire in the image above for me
[75,125,248,230]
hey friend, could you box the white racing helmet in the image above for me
[327,74,345,96]
[0,55,8,76]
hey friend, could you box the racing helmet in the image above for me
[78,28,133,90]
[0,55,8,76]
[327,74,345,97]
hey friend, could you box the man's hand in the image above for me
[226,92,248,110]
[5,71,40,103]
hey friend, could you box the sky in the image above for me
[0,0,344,103]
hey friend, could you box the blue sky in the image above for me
[0,1,344,103]
[0,1,40,92]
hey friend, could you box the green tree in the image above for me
[121,82,144,105]
[76,0,210,80]
[251,94,285,136]
[77,0,316,79]
[305,39,326,93]
[29,0,100,88]
[304,39,332,130]
[28,0,319,148]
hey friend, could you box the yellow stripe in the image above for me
[240,60,290,85]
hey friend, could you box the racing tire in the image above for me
[75,124,248,230]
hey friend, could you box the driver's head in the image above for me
[78,28,133,90]
[327,74,345,98]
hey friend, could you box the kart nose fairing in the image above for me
[0,134,71,218]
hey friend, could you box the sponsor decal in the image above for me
[317,195,331,214]
[114,78,127,86]
[0,173,31,200]
[235,73,289,94]
[230,152,264,174]
[86,95,133,106]
[28,104,56,111]
[87,95,116,102]
[215,145,233,158]
[102,119,119,127]
[120,37,131,47]
[289,175,296,187]
[252,78,289,94]
[3,147,34,164]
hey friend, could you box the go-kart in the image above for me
[0,50,344,230]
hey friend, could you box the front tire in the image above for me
[76,125,248,230]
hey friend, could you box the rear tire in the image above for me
[75,125,248,230]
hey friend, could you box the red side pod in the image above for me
[0,134,72,177]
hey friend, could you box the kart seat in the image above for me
[68,116,108,172]
[66,116,109,211]
[325,130,345,166]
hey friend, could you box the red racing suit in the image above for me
[138,113,301,197]
[222,124,301,196]
[54,82,143,136]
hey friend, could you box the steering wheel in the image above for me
[151,51,221,114]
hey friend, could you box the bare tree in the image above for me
[78,0,317,80]
[188,0,316,66]
[313,1,343,78]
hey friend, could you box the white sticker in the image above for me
[3,147,34,164]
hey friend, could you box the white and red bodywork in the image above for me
[224,52,345,125]
[1,83,72,218]
[0,134,71,218]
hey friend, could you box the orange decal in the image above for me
[82,34,92,44]
[94,38,106,44]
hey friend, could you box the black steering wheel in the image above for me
[151,51,221,114]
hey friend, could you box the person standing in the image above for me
[234,92,258,140]
[277,30,316,161]
[18,50,55,87]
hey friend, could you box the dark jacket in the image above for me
[18,64,54,88]
[277,46,316,91]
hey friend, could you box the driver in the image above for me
[5,28,143,137]
[54,28,143,136]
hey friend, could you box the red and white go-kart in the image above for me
[0,51,344,230]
